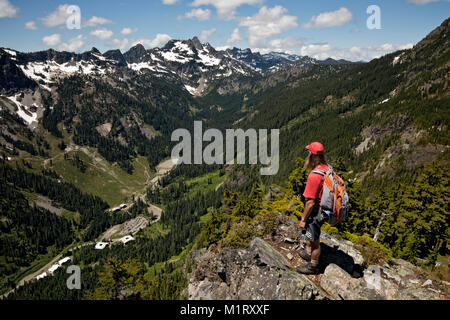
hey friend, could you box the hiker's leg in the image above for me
[305,240,312,253]
[310,240,321,262]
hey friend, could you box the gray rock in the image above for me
[422,279,432,287]
[186,238,328,300]
[185,212,450,300]
[321,264,383,300]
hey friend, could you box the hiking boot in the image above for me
[298,249,311,261]
[296,263,320,275]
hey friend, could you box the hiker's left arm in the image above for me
[300,199,315,229]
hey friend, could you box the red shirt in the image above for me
[302,164,329,207]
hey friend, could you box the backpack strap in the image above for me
[312,169,326,176]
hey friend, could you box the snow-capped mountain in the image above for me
[1,37,260,98]
[0,37,358,102]
[222,47,304,72]
[222,47,359,73]
[123,37,256,95]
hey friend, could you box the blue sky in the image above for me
[0,0,449,61]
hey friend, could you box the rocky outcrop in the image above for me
[186,213,449,300]
[185,237,328,300]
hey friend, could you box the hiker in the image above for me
[297,142,329,275]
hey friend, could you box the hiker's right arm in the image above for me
[300,199,315,228]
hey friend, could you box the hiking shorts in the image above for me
[302,209,328,242]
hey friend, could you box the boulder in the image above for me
[320,264,383,300]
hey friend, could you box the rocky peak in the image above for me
[124,44,147,63]
[90,47,101,54]
[191,36,203,51]
[103,49,127,67]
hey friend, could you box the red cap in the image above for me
[306,142,324,155]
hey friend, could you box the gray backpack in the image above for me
[312,166,349,226]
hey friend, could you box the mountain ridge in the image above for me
[0,38,360,98]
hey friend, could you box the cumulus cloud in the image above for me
[41,4,73,27]
[132,34,172,49]
[42,33,62,47]
[190,0,264,20]
[25,21,37,30]
[251,37,303,55]
[239,6,298,47]
[180,8,211,21]
[162,0,179,4]
[300,43,334,60]
[300,42,416,62]
[0,0,18,18]
[41,4,112,29]
[90,28,114,40]
[303,7,352,29]
[120,27,138,35]
[227,28,242,44]
[109,38,130,50]
[198,28,216,41]
[58,34,86,52]
[84,16,112,27]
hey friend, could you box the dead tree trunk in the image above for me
[373,213,391,242]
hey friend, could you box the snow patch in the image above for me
[19,60,107,84]
[161,50,191,63]
[3,49,16,56]
[197,51,221,66]
[7,95,38,125]
[184,84,197,95]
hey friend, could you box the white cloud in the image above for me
[303,7,352,29]
[396,43,414,50]
[0,0,18,18]
[239,6,298,47]
[41,4,73,27]
[84,16,112,27]
[109,38,130,50]
[407,0,450,4]
[25,21,37,30]
[59,34,86,52]
[198,28,217,41]
[300,43,334,60]
[120,27,138,35]
[42,33,62,47]
[180,8,211,21]
[41,5,112,29]
[132,34,172,49]
[216,45,231,51]
[251,37,303,55]
[163,0,179,4]
[301,42,416,62]
[227,28,242,44]
[190,0,264,19]
[90,28,114,40]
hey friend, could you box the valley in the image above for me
[0,16,448,301]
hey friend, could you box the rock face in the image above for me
[186,238,328,300]
[320,264,383,300]
[186,213,449,300]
